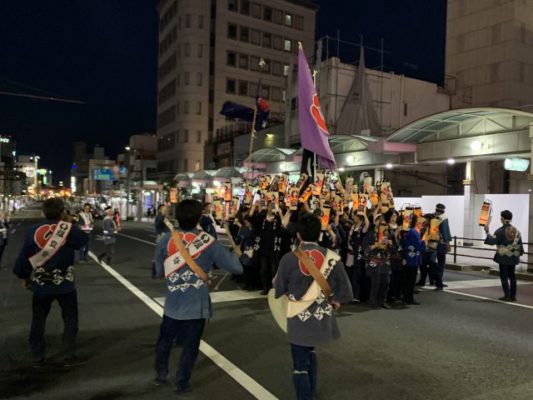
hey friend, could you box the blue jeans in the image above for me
[430,252,446,288]
[154,316,205,389]
[290,344,317,400]
[499,264,517,298]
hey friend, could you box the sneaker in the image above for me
[498,296,512,302]
[174,384,191,394]
[434,287,443,292]
[511,297,517,302]
[153,377,167,386]
[380,303,391,310]
[32,358,45,368]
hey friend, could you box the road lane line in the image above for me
[117,232,156,246]
[87,251,277,400]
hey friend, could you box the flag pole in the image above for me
[248,59,265,180]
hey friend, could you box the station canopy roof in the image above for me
[386,108,533,144]
[247,148,296,163]
[213,167,243,179]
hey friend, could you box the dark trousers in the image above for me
[155,316,205,389]
[98,243,115,264]
[30,290,78,360]
[367,267,390,306]
[0,243,6,266]
[401,267,418,303]
[260,255,278,291]
[499,264,517,298]
[431,252,446,288]
[345,260,369,301]
[388,268,402,301]
[243,264,261,290]
[79,233,90,261]
[290,344,317,400]
[417,252,431,285]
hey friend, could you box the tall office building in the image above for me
[446,0,533,109]
[156,0,317,178]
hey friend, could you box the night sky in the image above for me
[0,0,446,184]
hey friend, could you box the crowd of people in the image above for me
[214,197,453,309]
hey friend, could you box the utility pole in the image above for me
[125,146,132,220]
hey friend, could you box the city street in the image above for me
[1,219,533,399]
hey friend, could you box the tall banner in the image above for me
[298,43,336,170]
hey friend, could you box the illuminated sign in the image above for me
[70,176,77,193]
[36,169,47,175]
[0,138,10,143]
[504,158,529,172]
[93,168,115,181]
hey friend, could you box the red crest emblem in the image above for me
[298,249,325,276]
[309,94,329,135]
[167,232,200,259]
[34,224,56,249]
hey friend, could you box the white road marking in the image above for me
[88,251,277,400]
[117,232,155,246]
[444,279,533,290]
[443,289,533,310]
[154,290,264,306]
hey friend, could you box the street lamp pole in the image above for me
[125,147,131,219]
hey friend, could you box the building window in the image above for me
[272,61,281,76]
[197,72,203,86]
[184,43,191,57]
[403,103,408,116]
[226,78,236,94]
[197,101,202,115]
[183,159,188,171]
[284,39,292,52]
[195,160,201,171]
[262,33,272,48]
[291,97,297,111]
[295,15,304,30]
[251,29,261,45]
[198,15,204,29]
[238,54,249,69]
[228,0,237,11]
[261,59,271,74]
[283,64,290,76]
[184,130,189,143]
[176,73,180,87]
[271,86,281,101]
[263,6,272,21]
[185,14,191,28]
[238,80,248,96]
[178,16,181,29]
[228,23,237,39]
[240,26,249,42]
[184,71,190,85]
[273,35,282,50]
[227,51,237,66]
[184,101,189,114]
[285,13,292,27]
[240,0,250,15]
[273,9,283,24]
[196,131,202,143]
[197,44,203,58]
[176,102,180,115]
[251,3,261,18]
[260,85,270,100]
[250,56,261,71]
[157,106,176,128]
[249,82,258,96]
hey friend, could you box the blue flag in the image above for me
[220,98,270,131]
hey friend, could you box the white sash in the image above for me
[163,217,174,232]
[29,222,73,269]
[287,249,339,318]
[269,249,340,333]
[163,231,215,277]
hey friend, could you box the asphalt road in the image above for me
[1,219,533,400]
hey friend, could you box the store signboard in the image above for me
[93,168,115,181]
[504,158,529,172]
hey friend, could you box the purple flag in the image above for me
[298,44,336,170]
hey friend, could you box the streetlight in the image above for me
[33,155,40,189]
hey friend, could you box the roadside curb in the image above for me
[446,263,533,282]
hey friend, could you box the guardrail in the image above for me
[451,236,531,267]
